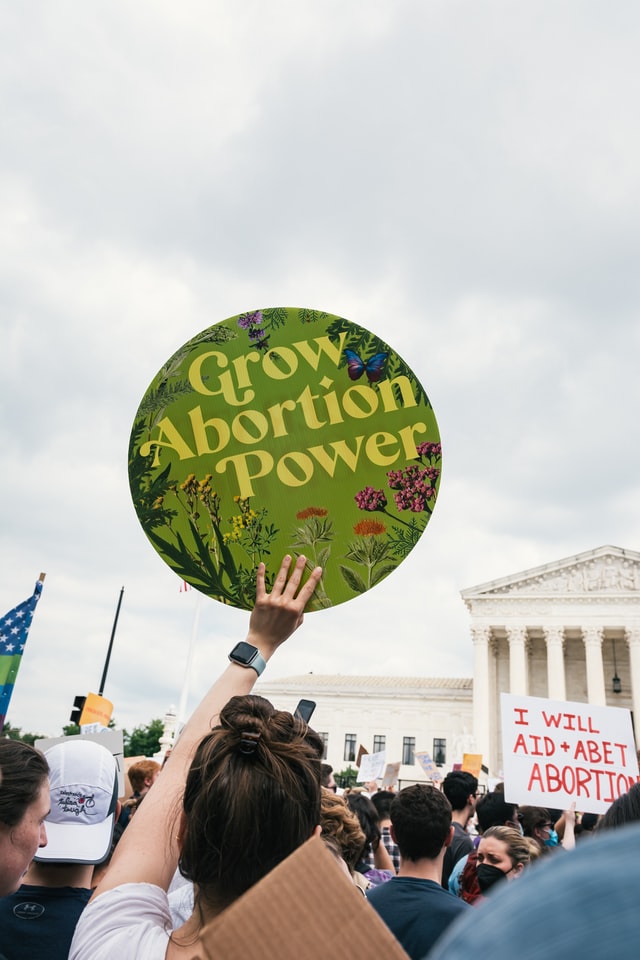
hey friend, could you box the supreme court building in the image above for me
[224,544,640,787]
[462,544,640,777]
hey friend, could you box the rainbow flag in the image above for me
[0,577,45,731]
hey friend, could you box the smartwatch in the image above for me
[228,641,267,677]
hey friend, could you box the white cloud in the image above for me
[2,2,640,736]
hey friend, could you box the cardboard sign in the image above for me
[381,761,401,788]
[79,692,113,728]
[129,307,441,610]
[461,753,483,779]
[501,693,640,814]
[198,835,409,959]
[415,750,442,781]
[358,749,386,782]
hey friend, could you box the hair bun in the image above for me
[238,731,261,755]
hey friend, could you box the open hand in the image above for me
[246,555,322,657]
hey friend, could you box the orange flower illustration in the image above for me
[353,520,387,536]
[296,507,328,520]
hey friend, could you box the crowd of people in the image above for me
[1,553,640,958]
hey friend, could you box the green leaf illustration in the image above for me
[370,562,398,588]
[339,565,367,594]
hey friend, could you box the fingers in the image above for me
[254,562,267,601]
[281,554,307,599]
[295,563,323,606]
[265,554,321,606]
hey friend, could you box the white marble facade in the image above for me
[255,674,473,783]
[462,545,640,777]
[195,545,640,787]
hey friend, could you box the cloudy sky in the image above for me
[2,1,640,737]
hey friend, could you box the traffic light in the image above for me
[69,695,86,725]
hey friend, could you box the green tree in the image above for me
[335,765,359,789]
[123,718,164,758]
[0,721,47,745]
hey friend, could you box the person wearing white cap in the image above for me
[0,737,119,960]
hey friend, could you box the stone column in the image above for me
[508,626,528,696]
[472,626,492,765]
[625,627,640,745]
[155,704,178,761]
[545,627,566,701]
[582,627,607,706]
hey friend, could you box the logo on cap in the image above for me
[54,788,98,820]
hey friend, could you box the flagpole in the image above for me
[177,590,202,724]
[98,587,124,697]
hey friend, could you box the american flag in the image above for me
[0,576,45,731]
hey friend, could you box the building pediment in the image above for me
[461,546,640,605]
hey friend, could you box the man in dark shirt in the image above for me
[440,770,478,889]
[0,737,118,960]
[366,785,469,959]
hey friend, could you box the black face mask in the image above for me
[476,863,508,892]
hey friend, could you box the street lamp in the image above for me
[612,638,622,694]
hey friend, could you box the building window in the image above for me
[433,738,446,766]
[344,733,357,762]
[373,735,386,753]
[317,732,329,760]
[402,736,415,765]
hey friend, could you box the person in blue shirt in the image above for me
[366,784,469,959]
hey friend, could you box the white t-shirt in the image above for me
[168,881,195,928]
[69,883,173,960]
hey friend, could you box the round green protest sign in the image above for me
[128,307,442,610]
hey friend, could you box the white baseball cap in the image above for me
[35,738,119,864]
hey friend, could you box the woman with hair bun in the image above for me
[178,692,324,911]
[70,554,322,960]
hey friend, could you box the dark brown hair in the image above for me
[0,739,49,827]
[597,783,640,831]
[179,695,321,907]
[345,792,381,862]
[390,784,452,860]
[519,805,551,838]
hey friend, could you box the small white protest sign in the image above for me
[501,693,639,815]
[381,761,401,789]
[358,750,386,783]
[415,751,442,781]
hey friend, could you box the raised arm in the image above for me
[94,555,322,896]
[558,803,576,852]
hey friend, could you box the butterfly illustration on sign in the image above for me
[343,349,389,383]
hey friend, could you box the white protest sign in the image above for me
[80,722,105,735]
[415,751,442,781]
[501,693,639,815]
[358,750,386,783]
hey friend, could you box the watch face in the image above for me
[230,641,257,665]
